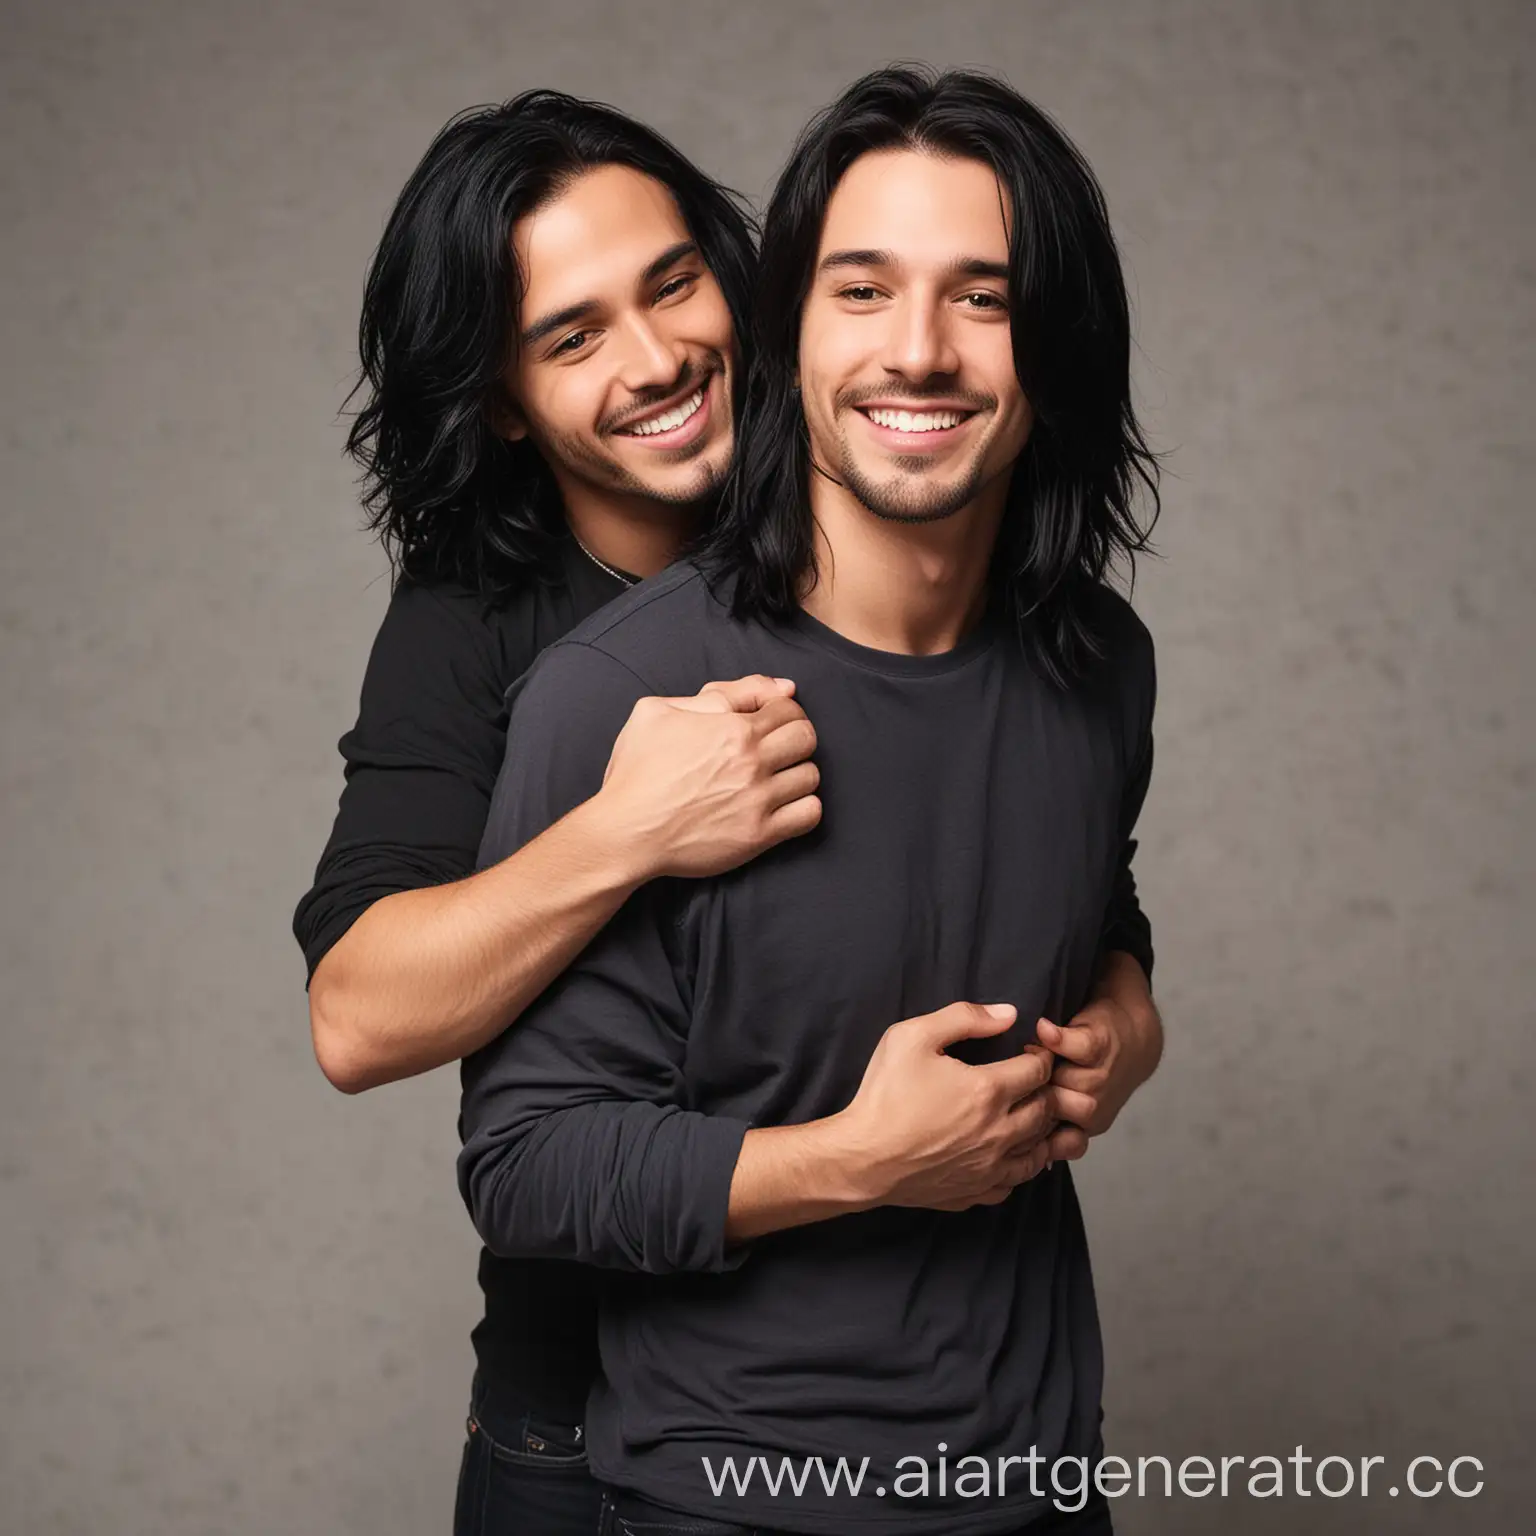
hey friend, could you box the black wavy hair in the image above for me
[345,90,759,598]
[704,66,1159,687]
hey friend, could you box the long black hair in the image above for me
[345,90,758,599]
[704,66,1159,687]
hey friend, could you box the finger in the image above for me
[1045,1124,1090,1162]
[763,794,822,843]
[744,695,811,741]
[697,675,795,711]
[1049,1062,1104,1095]
[1048,1085,1098,1127]
[757,717,818,772]
[1000,1144,1051,1188]
[1002,1092,1057,1143]
[765,760,820,810]
[1035,1017,1107,1067]
[974,1046,1052,1099]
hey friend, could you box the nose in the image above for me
[616,311,686,393]
[881,291,960,384]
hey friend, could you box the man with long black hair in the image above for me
[298,88,1133,1535]
[292,92,822,1535]
[460,68,1162,1536]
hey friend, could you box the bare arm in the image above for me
[309,793,650,1093]
[723,1002,1061,1242]
[310,677,819,1093]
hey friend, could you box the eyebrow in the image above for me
[818,248,1010,282]
[520,239,701,348]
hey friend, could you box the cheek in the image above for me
[799,318,872,410]
[530,374,610,445]
[677,284,736,356]
[984,351,1032,448]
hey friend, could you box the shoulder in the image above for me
[370,575,547,688]
[562,561,716,648]
[370,577,500,661]
[545,561,726,689]
[1081,580,1153,663]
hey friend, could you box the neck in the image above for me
[798,467,1009,656]
[560,478,696,580]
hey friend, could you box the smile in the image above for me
[854,401,981,444]
[617,382,709,439]
[861,407,969,433]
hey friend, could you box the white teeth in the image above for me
[626,388,705,437]
[865,408,965,432]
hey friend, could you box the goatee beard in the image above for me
[838,452,985,524]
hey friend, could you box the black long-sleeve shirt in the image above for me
[292,540,628,980]
[292,538,627,1416]
[458,562,1156,1533]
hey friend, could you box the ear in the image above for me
[488,392,529,442]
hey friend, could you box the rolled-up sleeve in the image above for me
[457,641,750,1275]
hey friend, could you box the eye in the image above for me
[838,284,884,303]
[550,330,594,358]
[960,291,1007,312]
[654,273,697,303]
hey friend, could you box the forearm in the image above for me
[723,1115,879,1243]
[1090,948,1164,1085]
[466,1100,880,1263]
[309,792,654,1093]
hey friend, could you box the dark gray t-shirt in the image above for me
[459,561,1155,1535]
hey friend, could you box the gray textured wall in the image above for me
[3,2,1531,1533]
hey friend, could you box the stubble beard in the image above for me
[552,432,727,508]
[832,418,987,525]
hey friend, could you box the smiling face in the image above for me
[797,148,1034,524]
[502,163,737,512]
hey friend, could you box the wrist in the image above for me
[803,1108,888,1214]
[577,786,668,887]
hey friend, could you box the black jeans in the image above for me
[452,1369,604,1536]
[599,1485,1116,1535]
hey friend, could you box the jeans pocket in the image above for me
[476,1417,603,1535]
[518,1412,587,1463]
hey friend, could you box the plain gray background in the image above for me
[3,2,1532,1532]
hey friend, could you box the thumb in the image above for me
[915,1001,1017,1050]
[697,674,796,712]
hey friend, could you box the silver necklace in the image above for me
[572,531,637,588]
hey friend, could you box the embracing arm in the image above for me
[1041,617,1162,1152]
[307,798,658,1094]
[458,644,1064,1269]
[297,589,819,1095]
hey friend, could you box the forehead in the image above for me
[512,163,691,313]
[817,149,1011,266]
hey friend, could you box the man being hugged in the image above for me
[460,67,1163,1536]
